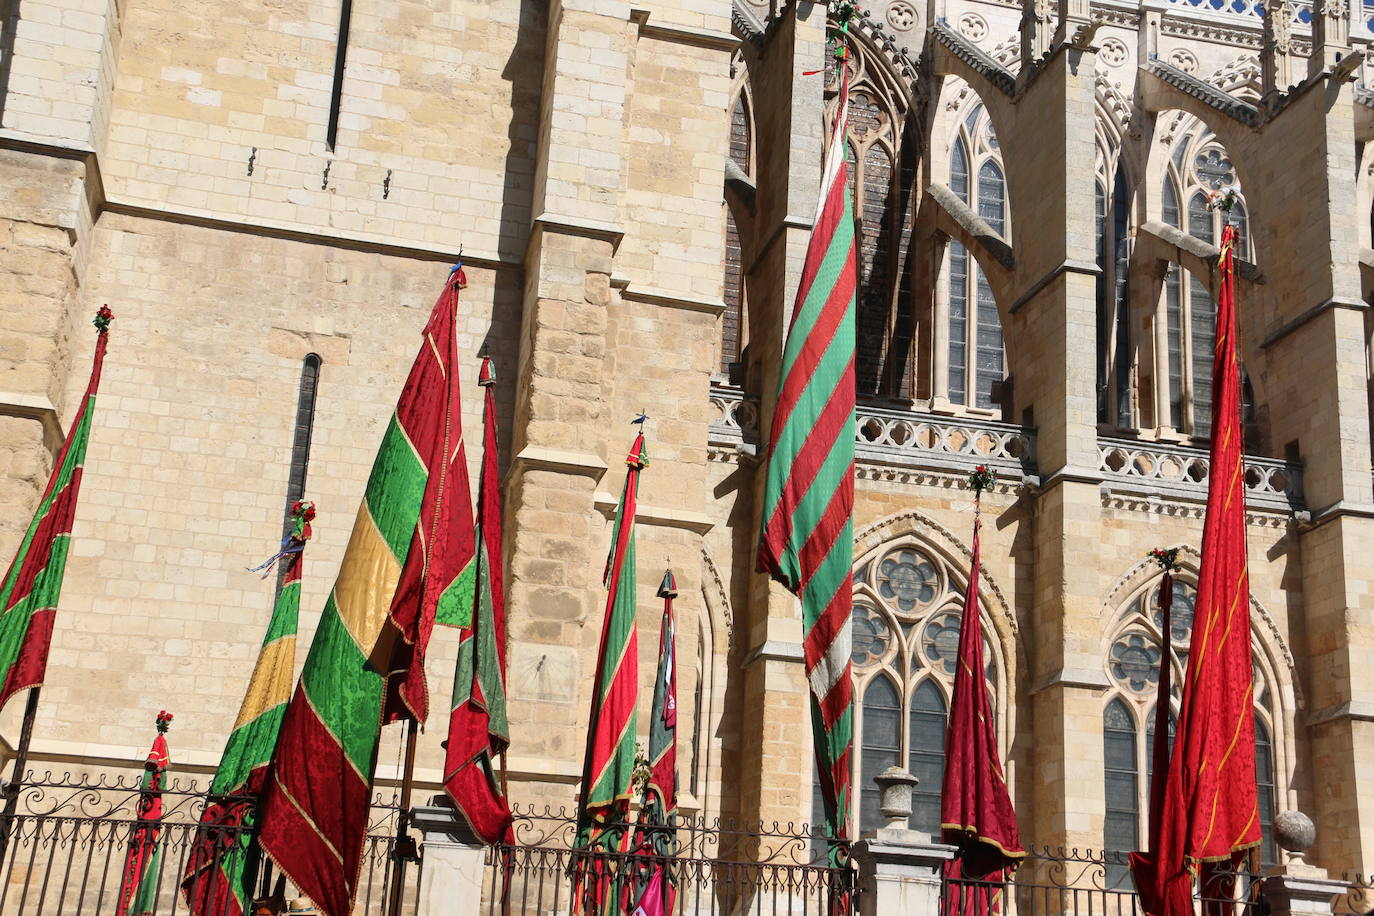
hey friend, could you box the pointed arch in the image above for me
[1100,551,1296,865]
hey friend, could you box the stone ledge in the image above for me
[530,212,626,248]
[631,9,737,50]
[619,283,726,316]
[0,390,63,450]
[512,445,609,480]
[742,639,804,668]
[591,492,715,533]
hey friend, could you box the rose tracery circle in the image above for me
[877,548,940,613]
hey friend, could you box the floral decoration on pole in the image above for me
[1204,187,1238,213]
[1147,546,1180,572]
[967,465,996,496]
[93,304,115,333]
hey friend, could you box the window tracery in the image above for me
[1097,131,1133,429]
[818,538,1006,838]
[824,33,919,400]
[1101,574,1280,884]
[943,101,1007,411]
[720,52,754,383]
[1157,125,1251,440]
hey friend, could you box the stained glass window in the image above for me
[831,540,1007,837]
[946,105,1007,411]
[1104,574,1279,868]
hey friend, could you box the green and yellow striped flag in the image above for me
[257,267,476,916]
[181,502,314,916]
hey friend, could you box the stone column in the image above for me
[851,767,957,916]
[413,801,489,916]
[1238,66,1374,874]
[1263,811,1345,916]
[500,0,629,801]
[996,42,1107,852]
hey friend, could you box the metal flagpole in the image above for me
[0,686,42,865]
[385,717,421,916]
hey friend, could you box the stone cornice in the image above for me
[511,445,609,479]
[0,391,64,453]
[631,9,738,51]
[1144,59,1261,126]
[930,21,1017,97]
[619,283,726,315]
[1258,295,1368,351]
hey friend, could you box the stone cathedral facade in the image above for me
[3,0,1374,884]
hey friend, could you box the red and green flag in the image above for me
[117,711,173,916]
[755,58,857,843]
[181,502,314,916]
[572,428,647,915]
[0,306,113,713]
[1132,223,1260,916]
[940,488,1023,916]
[442,354,514,845]
[1131,560,1178,916]
[257,266,477,916]
[626,569,679,916]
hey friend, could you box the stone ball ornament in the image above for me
[1274,810,1316,860]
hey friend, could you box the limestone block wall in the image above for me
[0,211,522,785]
[101,0,542,261]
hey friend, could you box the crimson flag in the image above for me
[941,517,1023,916]
[1131,223,1261,916]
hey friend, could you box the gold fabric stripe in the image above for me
[333,502,403,655]
[232,635,297,730]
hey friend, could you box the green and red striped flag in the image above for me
[626,570,679,916]
[572,428,647,915]
[442,354,514,845]
[0,306,113,713]
[181,502,314,916]
[257,267,477,916]
[755,61,858,844]
[117,711,173,916]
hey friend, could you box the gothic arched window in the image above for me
[1097,133,1132,428]
[1158,128,1250,440]
[1102,575,1280,878]
[720,55,754,384]
[825,540,1006,837]
[825,34,918,400]
[945,103,1006,410]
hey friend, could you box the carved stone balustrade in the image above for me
[1098,435,1303,514]
[708,386,1038,488]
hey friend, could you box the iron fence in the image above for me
[481,806,856,916]
[940,847,1268,916]
[0,771,421,915]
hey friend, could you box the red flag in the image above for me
[625,571,679,916]
[381,267,478,724]
[1136,224,1260,916]
[1130,570,1176,915]
[442,353,514,845]
[117,711,173,916]
[941,515,1023,916]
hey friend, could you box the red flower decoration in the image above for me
[93,305,114,332]
[967,465,997,493]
